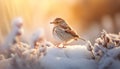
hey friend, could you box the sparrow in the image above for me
[50,18,86,48]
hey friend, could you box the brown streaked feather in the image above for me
[60,25,71,30]
[65,29,79,38]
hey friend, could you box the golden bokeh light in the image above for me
[0,0,120,42]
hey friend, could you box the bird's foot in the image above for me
[62,46,66,48]
[56,43,66,48]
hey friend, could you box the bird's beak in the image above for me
[50,22,54,24]
[50,22,55,24]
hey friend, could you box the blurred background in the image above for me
[0,0,120,44]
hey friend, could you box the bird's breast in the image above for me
[53,26,74,42]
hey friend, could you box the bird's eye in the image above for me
[57,22,60,23]
[41,45,44,47]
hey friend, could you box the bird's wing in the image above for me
[65,29,79,38]
[60,24,71,30]
[59,24,79,38]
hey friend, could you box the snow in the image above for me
[0,32,120,69]
[12,17,23,28]
[4,17,24,49]
[0,44,98,69]
[98,47,120,69]
[0,19,120,69]
[40,46,97,69]
[30,28,45,48]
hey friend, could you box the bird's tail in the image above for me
[75,36,88,42]
[79,37,87,41]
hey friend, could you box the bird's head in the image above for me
[50,18,66,26]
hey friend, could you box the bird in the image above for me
[50,18,86,48]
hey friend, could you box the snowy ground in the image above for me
[41,46,97,69]
[0,44,120,69]
[0,45,98,69]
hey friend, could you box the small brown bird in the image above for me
[50,18,86,48]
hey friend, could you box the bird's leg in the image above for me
[56,41,67,48]
[56,43,64,48]
[62,41,67,48]
[56,42,66,48]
